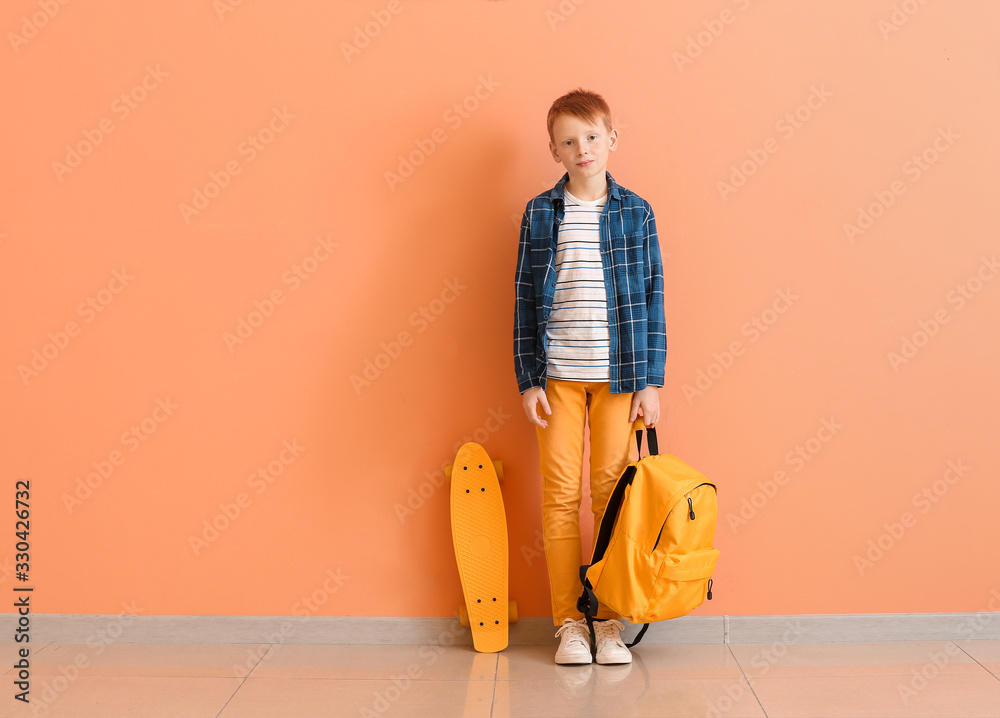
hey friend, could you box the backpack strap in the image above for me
[626,623,650,648]
[585,465,636,577]
[635,424,658,456]
[576,463,637,638]
[576,425,658,653]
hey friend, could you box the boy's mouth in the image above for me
[577,160,593,166]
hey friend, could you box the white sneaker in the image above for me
[593,619,632,664]
[554,618,592,664]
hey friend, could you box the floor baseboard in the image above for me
[3,610,998,646]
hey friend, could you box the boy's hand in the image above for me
[522,387,552,428]
[630,386,660,426]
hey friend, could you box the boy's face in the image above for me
[548,112,617,183]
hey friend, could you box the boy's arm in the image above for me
[513,206,539,393]
[643,203,666,388]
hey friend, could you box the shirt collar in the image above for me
[548,170,621,203]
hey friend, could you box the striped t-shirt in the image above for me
[545,188,610,382]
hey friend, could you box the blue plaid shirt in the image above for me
[514,171,666,395]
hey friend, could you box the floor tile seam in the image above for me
[241,644,277,680]
[741,669,994,679]
[15,670,997,682]
[491,675,749,683]
[32,640,998,655]
[472,672,1000,684]
[230,675,500,682]
[12,670,253,679]
[724,643,770,718]
[213,642,277,718]
[950,639,1000,683]
[20,642,278,647]
[747,671,1000,682]
[727,639,985,646]
[489,662,498,718]
[16,641,55,656]
[33,668,497,681]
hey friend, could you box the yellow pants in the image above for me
[535,378,636,626]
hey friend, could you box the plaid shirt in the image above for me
[514,171,666,395]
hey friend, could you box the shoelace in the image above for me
[593,619,627,647]
[554,618,590,647]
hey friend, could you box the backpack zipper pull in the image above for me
[707,578,713,600]
[687,495,695,520]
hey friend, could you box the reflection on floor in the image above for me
[3,639,1000,717]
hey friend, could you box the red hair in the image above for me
[546,87,613,143]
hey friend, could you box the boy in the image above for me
[513,88,666,665]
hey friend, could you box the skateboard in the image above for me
[445,442,518,652]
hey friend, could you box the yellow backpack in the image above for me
[577,423,720,648]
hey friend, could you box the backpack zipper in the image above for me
[650,484,712,553]
[651,518,667,553]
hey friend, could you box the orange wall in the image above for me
[2,0,999,620]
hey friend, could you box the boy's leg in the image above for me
[535,377,588,627]
[586,381,636,621]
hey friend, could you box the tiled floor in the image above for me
[3,639,1000,717]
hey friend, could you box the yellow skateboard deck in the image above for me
[448,442,510,652]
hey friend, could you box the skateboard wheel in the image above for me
[458,605,469,628]
[445,464,453,485]
[509,599,518,623]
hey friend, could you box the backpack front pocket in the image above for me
[640,547,720,622]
